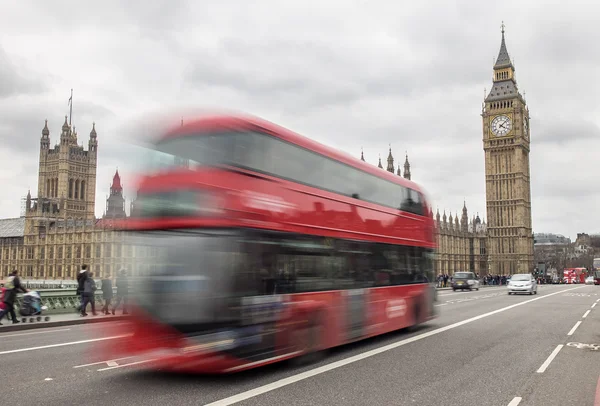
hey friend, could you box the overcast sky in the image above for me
[1,0,598,239]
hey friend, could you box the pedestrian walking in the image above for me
[0,284,14,323]
[81,271,97,316]
[0,270,27,325]
[112,268,129,315]
[76,264,88,312]
[101,274,113,315]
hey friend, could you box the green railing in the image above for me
[12,289,116,314]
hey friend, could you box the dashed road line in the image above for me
[583,310,591,319]
[536,345,564,373]
[73,356,137,369]
[97,358,157,372]
[593,303,597,309]
[568,321,582,336]
[507,397,522,406]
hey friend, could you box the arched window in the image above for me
[68,179,74,199]
[80,181,85,200]
[46,179,50,197]
[75,180,80,199]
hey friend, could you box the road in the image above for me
[1,284,599,406]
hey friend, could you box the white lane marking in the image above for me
[592,303,597,308]
[205,286,583,406]
[596,299,600,303]
[568,321,582,336]
[73,356,136,369]
[97,358,157,372]
[434,303,448,307]
[0,328,71,338]
[537,345,564,373]
[583,310,591,319]
[0,335,130,356]
[507,397,522,406]
[44,377,53,381]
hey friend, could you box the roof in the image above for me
[494,28,513,69]
[162,114,426,194]
[486,79,520,102]
[0,217,25,238]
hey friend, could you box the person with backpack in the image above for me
[0,270,27,325]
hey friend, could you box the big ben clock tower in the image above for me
[482,24,534,275]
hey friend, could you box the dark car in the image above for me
[452,272,480,291]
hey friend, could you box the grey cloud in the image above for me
[0,47,46,98]
[1,0,599,239]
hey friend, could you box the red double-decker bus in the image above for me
[101,114,437,373]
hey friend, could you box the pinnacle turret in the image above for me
[403,153,411,180]
[42,120,49,137]
[494,22,513,70]
[386,146,394,173]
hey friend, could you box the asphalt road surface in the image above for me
[1,284,599,406]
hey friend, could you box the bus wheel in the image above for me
[291,317,324,366]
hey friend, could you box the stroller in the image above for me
[20,291,50,322]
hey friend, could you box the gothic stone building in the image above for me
[0,117,133,281]
[363,148,489,276]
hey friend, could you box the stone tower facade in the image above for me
[35,116,98,221]
[482,25,534,274]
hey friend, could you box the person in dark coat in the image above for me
[76,265,88,312]
[0,270,27,324]
[80,271,97,316]
[112,268,129,315]
[101,274,113,315]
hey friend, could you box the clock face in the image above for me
[490,115,512,137]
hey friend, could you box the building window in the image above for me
[76,246,81,259]
[81,181,85,200]
[58,247,63,259]
[69,179,74,199]
[86,245,91,258]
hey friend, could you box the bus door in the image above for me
[345,289,367,341]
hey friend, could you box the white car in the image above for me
[585,276,595,285]
[508,273,537,295]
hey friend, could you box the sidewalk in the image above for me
[0,312,130,333]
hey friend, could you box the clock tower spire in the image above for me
[482,23,534,275]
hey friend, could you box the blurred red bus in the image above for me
[102,114,437,373]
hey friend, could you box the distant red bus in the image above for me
[101,114,437,373]
[564,268,587,284]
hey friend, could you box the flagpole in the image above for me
[69,89,73,127]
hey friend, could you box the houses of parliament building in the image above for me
[0,26,533,280]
